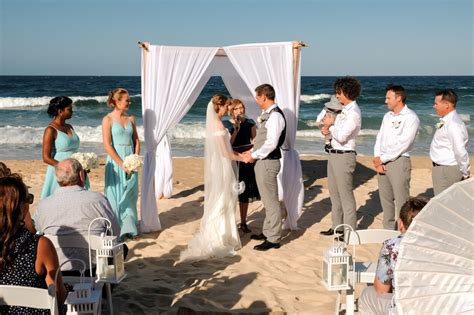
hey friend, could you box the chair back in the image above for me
[45,234,102,250]
[345,229,400,245]
[0,284,58,315]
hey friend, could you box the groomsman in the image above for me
[430,89,470,195]
[242,84,286,251]
[320,77,361,238]
[373,85,420,230]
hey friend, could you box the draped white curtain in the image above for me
[140,45,218,232]
[224,42,304,230]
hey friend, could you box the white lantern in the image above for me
[66,282,102,315]
[322,243,352,291]
[95,234,126,283]
[56,258,101,315]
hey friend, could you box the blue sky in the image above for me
[1,0,472,76]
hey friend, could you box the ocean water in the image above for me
[0,76,472,160]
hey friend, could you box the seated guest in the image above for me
[358,197,428,314]
[34,158,121,273]
[0,175,67,314]
[1,163,35,233]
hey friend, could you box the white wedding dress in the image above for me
[180,101,242,262]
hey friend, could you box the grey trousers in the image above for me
[378,157,411,230]
[255,159,282,243]
[432,165,463,195]
[327,152,357,230]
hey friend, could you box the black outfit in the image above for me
[0,228,66,314]
[223,118,260,203]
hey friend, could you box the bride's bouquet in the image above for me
[70,152,100,172]
[123,154,143,172]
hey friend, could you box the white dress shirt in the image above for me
[430,110,470,177]
[329,101,361,151]
[374,105,420,163]
[251,104,286,159]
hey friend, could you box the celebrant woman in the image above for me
[102,88,140,240]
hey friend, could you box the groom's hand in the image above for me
[242,151,256,163]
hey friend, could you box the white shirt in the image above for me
[374,105,420,163]
[329,101,361,151]
[251,104,286,159]
[429,110,470,177]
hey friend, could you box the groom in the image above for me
[242,84,286,251]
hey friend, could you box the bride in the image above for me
[180,95,242,261]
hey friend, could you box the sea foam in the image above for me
[0,95,140,109]
[300,94,331,103]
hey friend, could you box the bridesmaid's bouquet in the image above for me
[123,154,143,172]
[71,152,100,172]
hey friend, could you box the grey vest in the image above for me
[254,106,286,159]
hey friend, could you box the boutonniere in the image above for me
[392,120,402,129]
[436,120,444,129]
[339,112,347,121]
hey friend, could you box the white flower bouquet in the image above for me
[123,154,143,172]
[70,152,100,172]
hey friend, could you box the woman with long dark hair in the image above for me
[0,175,66,314]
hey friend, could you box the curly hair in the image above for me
[333,77,361,101]
[211,94,229,113]
[107,88,129,108]
[47,96,73,118]
[0,175,28,272]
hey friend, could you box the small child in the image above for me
[315,95,343,152]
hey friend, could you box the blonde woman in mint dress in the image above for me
[102,88,140,240]
[41,96,89,199]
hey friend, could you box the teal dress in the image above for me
[41,126,89,199]
[105,121,138,239]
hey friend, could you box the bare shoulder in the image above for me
[37,235,55,254]
[102,114,112,126]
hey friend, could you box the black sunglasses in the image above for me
[25,193,34,205]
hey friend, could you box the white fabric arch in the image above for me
[140,42,304,232]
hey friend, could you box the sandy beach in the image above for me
[4,155,473,314]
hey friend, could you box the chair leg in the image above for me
[346,287,355,315]
[335,290,341,315]
[106,283,113,315]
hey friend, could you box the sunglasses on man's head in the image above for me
[25,193,34,205]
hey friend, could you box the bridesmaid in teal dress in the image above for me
[41,96,89,199]
[102,88,140,240]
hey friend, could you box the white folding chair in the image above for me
[45,234,113,314]
[345,229,401,284]
[0,284,58,315]
[336,229,401,314]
